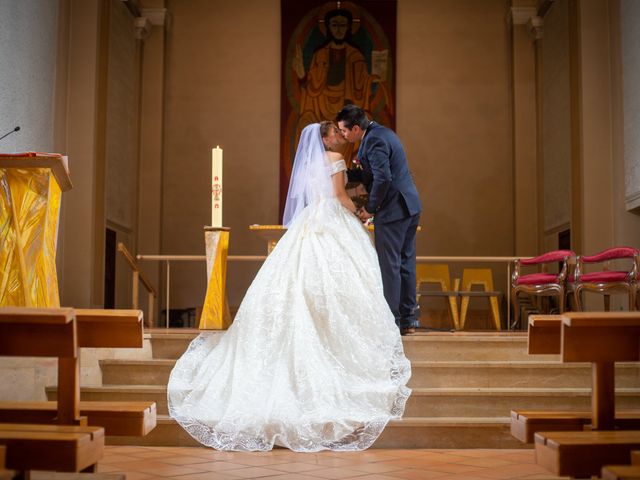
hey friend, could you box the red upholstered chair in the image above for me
[570,247,638,311]
[511,250,575,329]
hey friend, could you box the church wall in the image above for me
[161,0,515,313]
[162,0,282,312]
[614,0,640,246]
[611,0,640,288]
[0,0,59,151]
[104,0,143,309]
[578,0,615,257]
[396,0,513,257]
[621,0,640,212]
[538,0,571,248]
[57,0,106,309]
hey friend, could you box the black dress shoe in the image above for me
[400,327,416,336]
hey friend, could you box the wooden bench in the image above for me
[602,465,640,479]
[535,430,640,478]
[0,423,103,473]
[75,309,144,348]
[0,308,156,437]
[0,307,82,425]
[601,449,640,479]
[517,314,640,437]
[527,314,561,355]
[0,401,156,437]
[0,445,10,480]
[511,410,640,443]
[71,309,155,437]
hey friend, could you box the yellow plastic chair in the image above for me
[459,268,501,330]
[416,264,460,330]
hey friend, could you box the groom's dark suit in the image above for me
[347,122,422,329]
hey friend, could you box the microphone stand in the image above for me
[0,126,21,141]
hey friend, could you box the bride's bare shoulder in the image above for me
[327,151,345,163]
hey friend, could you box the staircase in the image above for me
[46,329,640,449]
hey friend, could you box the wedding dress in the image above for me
[167,124,411,452]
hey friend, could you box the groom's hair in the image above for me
[336,104,369,130]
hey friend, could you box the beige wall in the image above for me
[105,0,143,309]
[0,0,59,152]
[159,0,515,311]
[621,0,640,211]
[162,0,281,310]
[537,0,640,255]
[539,0,571,243]
[611,0,640,251]
[57,0,105,308]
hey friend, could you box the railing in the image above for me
[135,253,519,329]
[117,243,158,326]
[136,254,267,328]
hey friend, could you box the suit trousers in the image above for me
[374,213,421,329]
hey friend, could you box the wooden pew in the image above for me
[561,312,640,430]
[0,307,82,425]
[602,465,640,479]
[75,309,144,348]
[0,401,156,437]
[511,410,640,443]
[512,313,640,443]
[601,449,640,479]
[0,308,104,473]
[66,309,156,437]
[535,430,640,478]
[0,423,103,473]
[527,314,561,355]
[0,445,10,480]
[0,309,156,437]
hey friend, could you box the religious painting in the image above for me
[280,0,397,218]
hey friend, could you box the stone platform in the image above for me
[44,329,640,449]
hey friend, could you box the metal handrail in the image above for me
[117,242,157,326]
[136,253,519,329]
[136,254,268,328]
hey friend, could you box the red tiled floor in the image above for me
[94,446,567,480]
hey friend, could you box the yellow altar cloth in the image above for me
[0,153,72,307]
[199,227,231,329]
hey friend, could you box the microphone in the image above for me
[0,126,20,141]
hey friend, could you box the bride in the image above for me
[167,122,411,452]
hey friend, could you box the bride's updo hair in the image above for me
[319,120,336,138]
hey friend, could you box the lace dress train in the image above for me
[167,197,411,451]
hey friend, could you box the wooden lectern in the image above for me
[0,153,72,307]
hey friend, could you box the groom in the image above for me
[336,105,422,335]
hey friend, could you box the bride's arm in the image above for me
[329,155,357,214]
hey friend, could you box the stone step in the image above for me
[410,361,640,389]
[401,333,536,362]
[46,385,640,418]
[404,387,640,417]
[105,415,523,449]
[147,330,202,359]
[100,358,640,389]
[101,359,175,385]
[147,330,538,362]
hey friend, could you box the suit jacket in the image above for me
[347,122,422,224]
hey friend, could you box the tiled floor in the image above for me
[97,446,567,480]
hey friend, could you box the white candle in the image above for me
[211,146,223,227]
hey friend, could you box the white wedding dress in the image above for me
[167,126,411,452]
